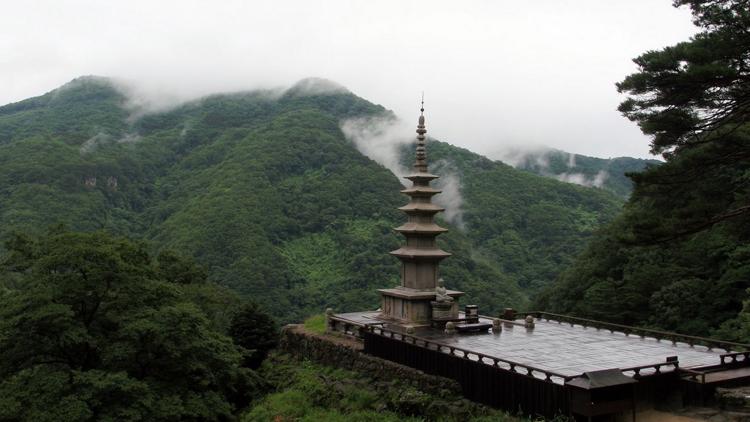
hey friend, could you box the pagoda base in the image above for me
[378,287,463,329]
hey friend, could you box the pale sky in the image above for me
[1,0,697,159]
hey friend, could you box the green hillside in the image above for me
[509,148,660,198]
[399,143,623,293]
[0,76,623,321]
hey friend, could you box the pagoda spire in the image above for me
[415,93,428,172]
[389,101,450,289]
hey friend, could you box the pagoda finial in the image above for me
[415,94,427,171]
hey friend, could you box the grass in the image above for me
[242,353,525,422]
[303,313,327,334]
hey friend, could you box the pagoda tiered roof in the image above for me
[397,202,445,213]
[403,171,440,182]
[393,221,449,234]
[377,99,462,328]
[390,246,452,259]
[400,186,442,196]
[388,101,452,283]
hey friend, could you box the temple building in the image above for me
[328,104,750,421]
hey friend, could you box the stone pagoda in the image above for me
[378,102,464,329]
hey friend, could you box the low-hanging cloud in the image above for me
[286,77,349,97]
[111,75,344,122]
[2,1,699,161]
[340,115,412,180]
[488,145,553,168]
[554,151,610,188]
[551,152,610,189]
[491,146,611,189]
[431,160,466,230]
[79,132,111,154]
[555,170,609,188]
[79,131,142,155]
[340,116,466,230]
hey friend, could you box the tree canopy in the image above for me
[617,0,750,156]
[616,0,750,242]
[0,230,269,421]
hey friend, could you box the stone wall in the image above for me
[279,324,462,397]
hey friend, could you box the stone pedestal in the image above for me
[379,287,463,329]
[430,300,458,320]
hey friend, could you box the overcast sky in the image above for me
[2,0,697,159]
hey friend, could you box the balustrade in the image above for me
[327,314,708,386]
[516,311,750,353]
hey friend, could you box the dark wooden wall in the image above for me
[364,331,570,419]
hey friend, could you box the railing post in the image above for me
[325,308,335,332]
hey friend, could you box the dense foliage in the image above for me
[406,143,623,293]
[0,229,270,421]
[537,134,750,338]
[0,76,623,321]
[538,0,750,341]
[230,304,279,369]
[242,353,522,422]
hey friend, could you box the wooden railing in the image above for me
[682,351,750,384]
[330,312,693,384]
[621,361,680,378]
[327,314,383,338]
[720,350,750,365]
[680,367,709,384]
[363,327,571,418]
[517,311,750,353]
[367,325,683,385]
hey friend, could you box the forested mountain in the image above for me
[505,148,660,198]
[397,143,622,293]
[0,76,622,321]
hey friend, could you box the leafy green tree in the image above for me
[716,288,750,342]
[0,230,264,421]
[229,303,279,369]
[155,249,209,285]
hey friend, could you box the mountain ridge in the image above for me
[0,76,623,321]
[496,146,661,198]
